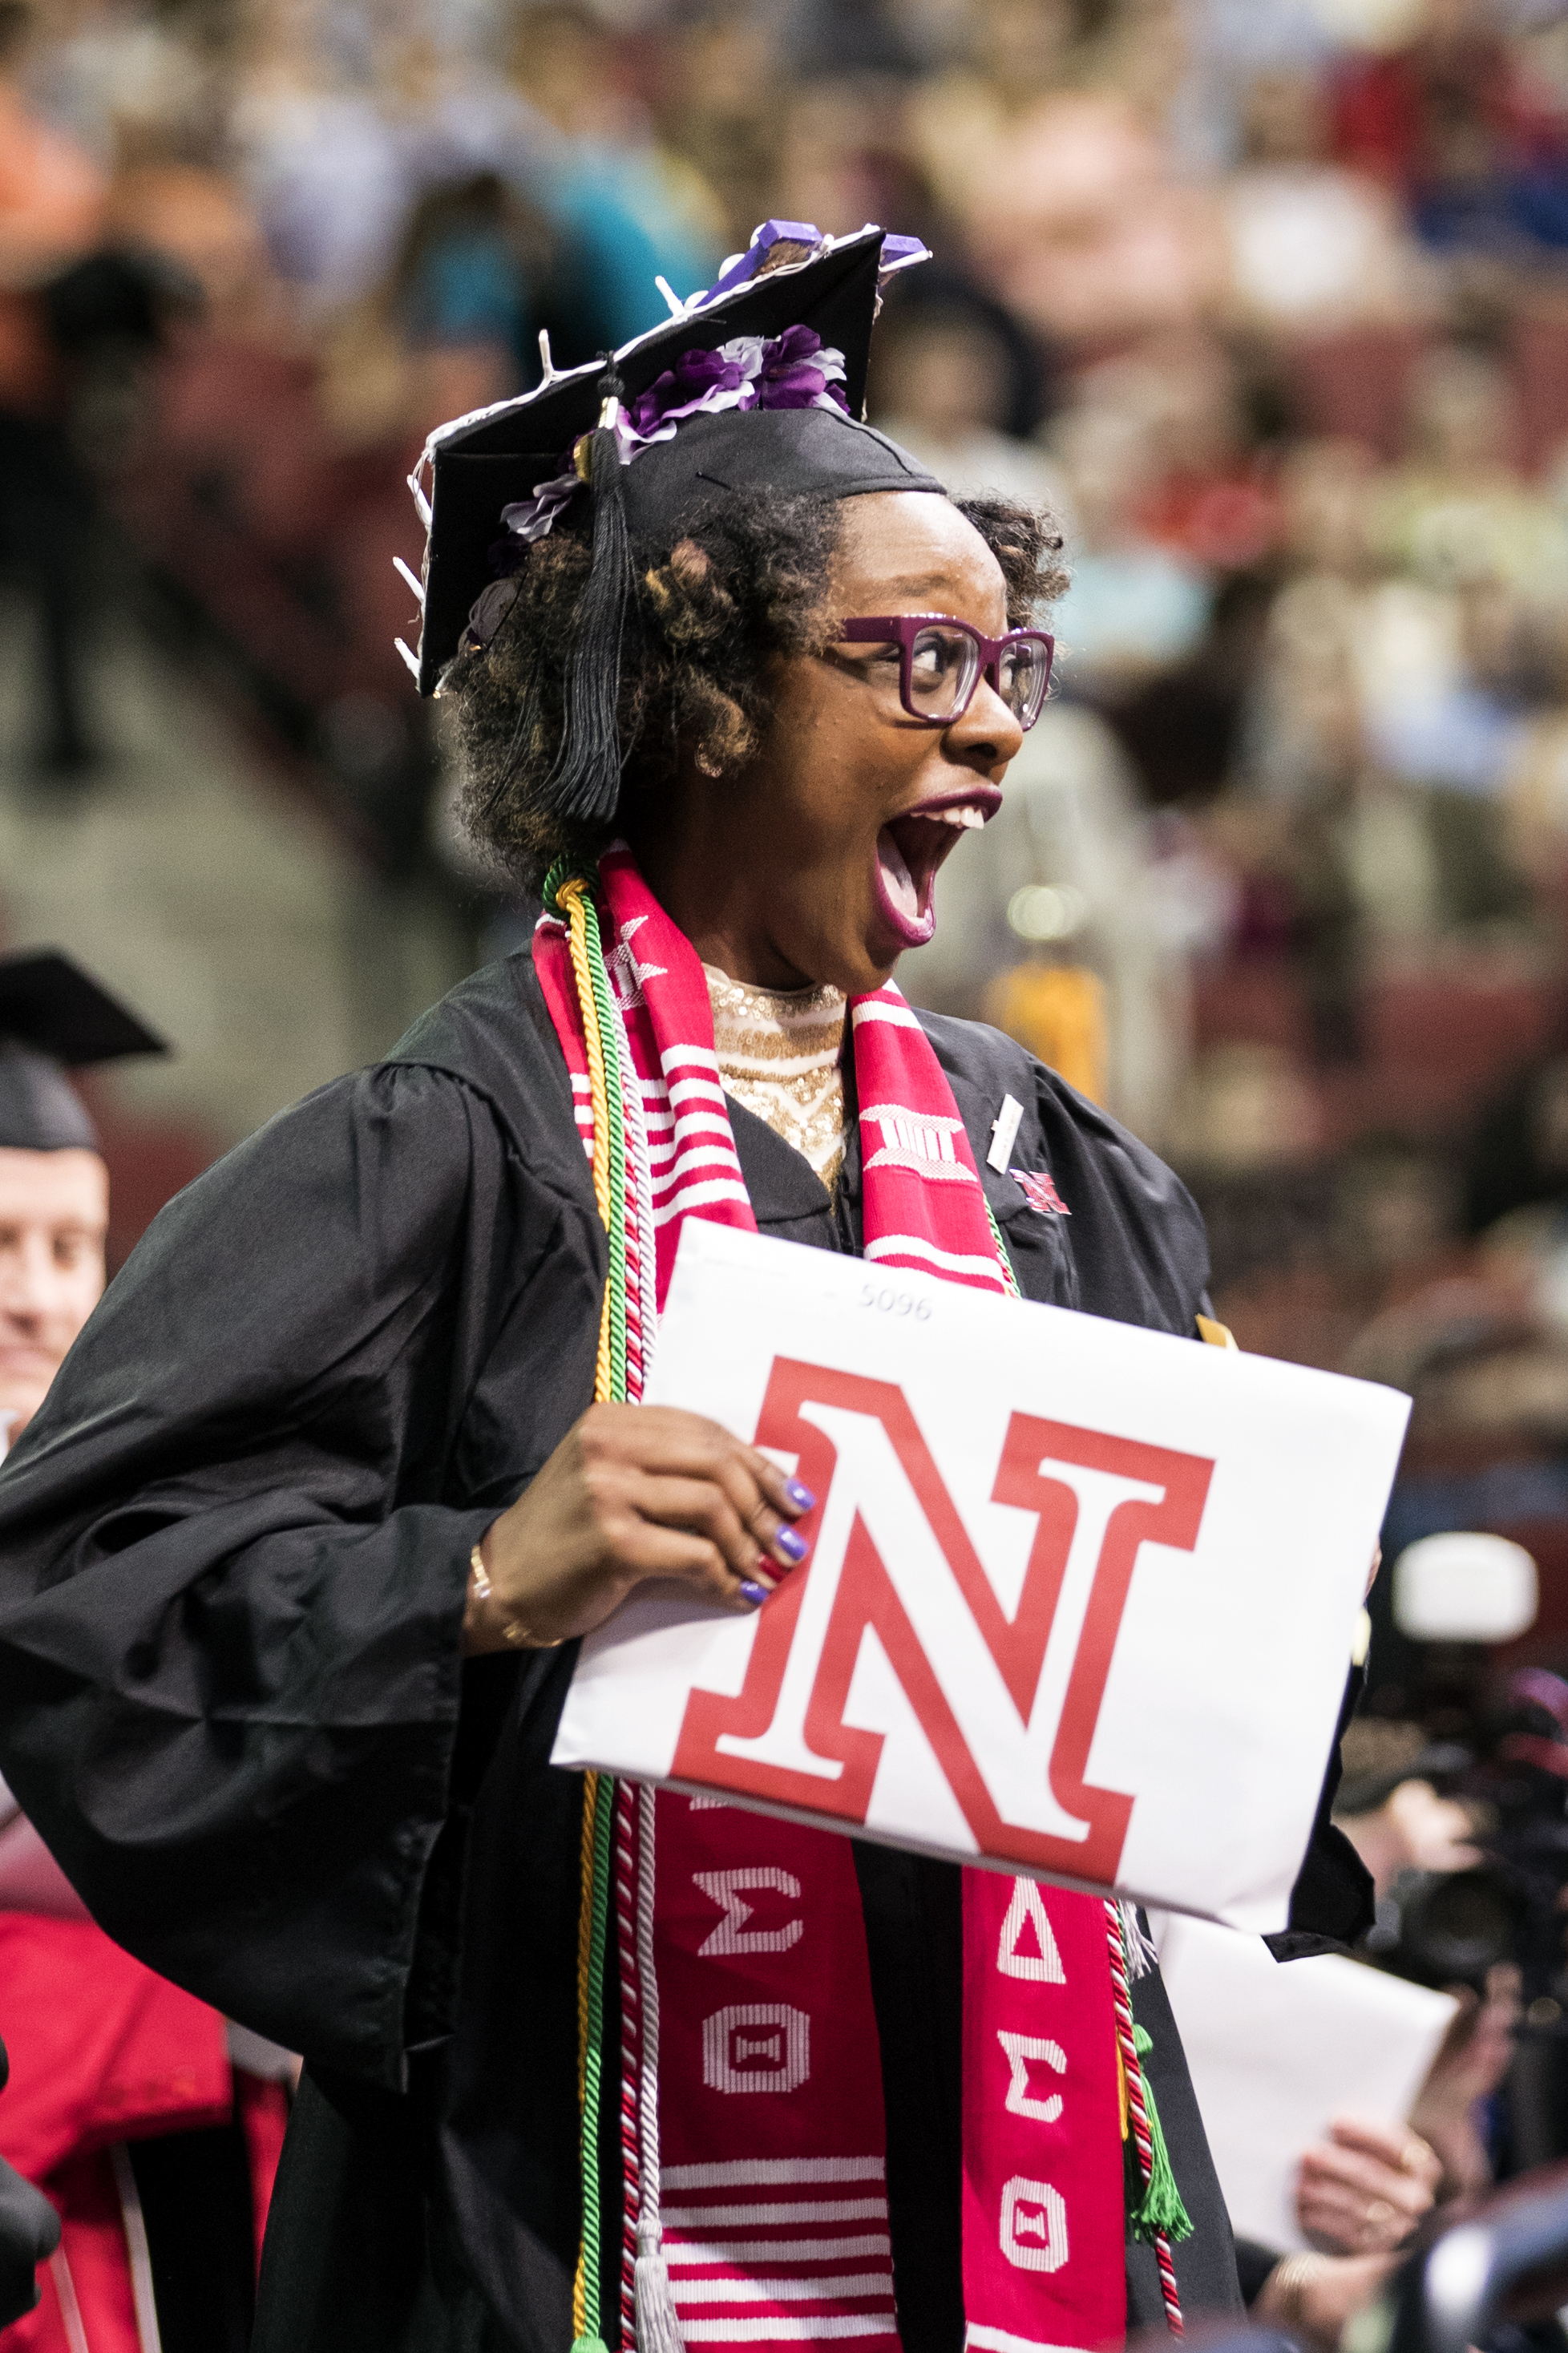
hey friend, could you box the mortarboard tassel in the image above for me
[541,366,636,828]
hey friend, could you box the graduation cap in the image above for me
[0,952,169,1153]
[398,220,942,827]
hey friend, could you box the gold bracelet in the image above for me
[1268,2253,1332,2311]
[469,1542,564,1650]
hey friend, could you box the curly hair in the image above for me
[446,486,1068,891]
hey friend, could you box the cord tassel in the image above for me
[1125,2024,1193,2246]
[1119,1898,1159,1981]
[635,2218,685,2353]
[1106,1901,1186,2334]
[632,1785,683,2353]
[541,367,636,826]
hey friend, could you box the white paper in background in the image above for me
[552,1222,1412,1931]
[1154,1914,1458,2251]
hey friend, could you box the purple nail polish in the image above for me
[775,1526,810,1564]
[786,1479,816,1512]
[738,1579,770,1607]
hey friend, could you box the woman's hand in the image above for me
[1296,2116,1441,2254]
[463,1403,814,1655]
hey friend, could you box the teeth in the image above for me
[931,805,985,829]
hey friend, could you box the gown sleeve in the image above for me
[0,1061,543,2092]
[1025,1059,1211,1334]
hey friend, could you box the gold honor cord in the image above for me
[552,868,628,2353]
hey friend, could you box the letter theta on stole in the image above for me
[962,1874,1126,2353]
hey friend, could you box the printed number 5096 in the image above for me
[859,1284,932,1320]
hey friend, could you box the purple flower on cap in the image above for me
[754,323,849,413]
[627,342,759,442]
[496,327,850,544]
[501,468,580,544]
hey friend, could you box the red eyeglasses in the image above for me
[835,615,1057,731]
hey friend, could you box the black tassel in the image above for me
[540,363,635,827]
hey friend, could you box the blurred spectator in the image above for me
[1125,330,1283,572]
[505,3,721,334]
[1375,342,1568,602]
[103,162,280,340]
[657,10,783,251]
[1068,337,1287,829]
[23,0,221,172]
[1463,1052,1568,1243]
[903,0,1099,222]
[232,2,716,344]
[870,292,1065,514]
[0,0,105,773]
[766,75,927,243]
[1332,0,1568,269]
[0,3,102,325]
[1249,437,1382,801]
[99,153,443,873]
[1338,1773,1482,1892]
[382,169,557,422]
[963,91,1222,345]
[1049,392,1215,682]
[1222,66,1435,328]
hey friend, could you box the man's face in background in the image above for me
[0,1147,107,1438]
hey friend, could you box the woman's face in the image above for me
[634,491,1024,996]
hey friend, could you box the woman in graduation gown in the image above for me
[0,226,1375,2353]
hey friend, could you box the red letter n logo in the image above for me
[672,1361,1213,1886]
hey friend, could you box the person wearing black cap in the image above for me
[0,952,139,2345]
[0,951,164,1443]
[0,955,293,2353]
[0,225,1372,2353]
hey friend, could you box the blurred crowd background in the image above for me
[20,0,1568,1709]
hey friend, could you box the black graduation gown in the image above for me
[0,949,1370,2353]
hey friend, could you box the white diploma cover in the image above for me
[1155,1914,1458,2249]
[552,1223,1411,1931]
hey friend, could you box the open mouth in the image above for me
[873,789,1001,950]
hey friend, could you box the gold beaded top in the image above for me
[704,963,847,1188]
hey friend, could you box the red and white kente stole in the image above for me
[537,846,1130,2353]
